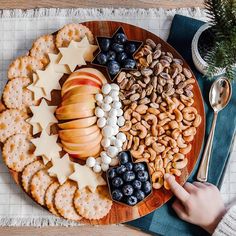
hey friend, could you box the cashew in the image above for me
[170,168,181,176]
[178,103,185,111]
[119,121,132,132]
[165,162,172,174]
[172,147,179,153]
[145,136,156,146]
[183,135,194,142]
[180,94,194,106]
[127,133,133,150]
[132,137,140,150]
[193,114,202,127]
[163,154,173,168]
[159,118,171,126]
[124,108,133,120]
[158,126,165,135]
[131,145,145,159]
[131,118,138,124]
[159,112,168,120]
[143,152,151,159]
[163,124,170,130]
[172,128,181,140]
[180,143,192,154]
[135,158,149,163]
[182,107,197,114]
[152,142,165,154]
[147,107,160,115]
[183,119,193,126]
[177,135,187,148]
[135,104,148,114]
[173,153,185,162]
[159,139,168,146]
[144,114,158,136]
[134,122,148,139]
[183,113,195,121]
[179,121,189,131]
[132,111,141,121]
[141,120,151,130]
[173,109,183,122]
[130,129,138,136]
[164,180,171,190]
[169,120,179,129]
[183,127,196,136]
[161,147,171,159]
[148,147,157,161]
[173,158,188,169]
[152,171,164,189]
[123,140,128,149]
[131,102,138,110]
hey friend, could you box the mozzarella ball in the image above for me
[117,116,125,126]
[96,157,102,165]
[107,146,118,158]
[111,83,120,91]
[101,138,111,148]
[101,103,111,112]
[116,132,127,143]
[116,108,123,117]
[101,154,111,165]
[93,164,102,173]
[97,117,106,128]
[95,93,103,103]
[110,158,119,166]
[106,117,117,127]
[112,125,119,135]
[86,156,96,168]
[104,95,113,104]
[109,136,116,145]
[109,90,119,99]
[101,163,109,172]
[108,108,118,118]
[113,139,123,148]
[95,107,105,118]
[112,101,122,109]
[102,84,111,94]
[102,126,113,138]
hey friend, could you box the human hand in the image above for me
[164,173,226,234]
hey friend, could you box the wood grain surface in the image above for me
[0,0,204,9]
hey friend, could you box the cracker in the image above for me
[54,181,82,221]
[45,181,60,216]
[8,56,44,80]
[74,187,112,220]
[3,77,35,110]
[3,134,37,172]
[21,160,45,193]
[0,109,31,143]
[30,169,54,206]
[56,23,94,48]
[30,34,58,65]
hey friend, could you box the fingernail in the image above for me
[164,173,171,180]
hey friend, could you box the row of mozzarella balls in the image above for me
[86,83,126,173]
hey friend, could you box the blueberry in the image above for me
[107,168,117,179]
[125,43,136,54]
[137,170,149,182]
[132,180,142,190]
[97,53,107,65]
[107,60,120,76]
[125,162,133,171]
[122,171,135,182]
[116,52,128,63]
[123,59,136,69]
[114,33,127,44]
[112,176,123,188]
[142,181,152,194]
[133,163,145,172]
[122,184,134,196]
[112,189,123,201]
[107,50,116,61]
[116,165,127,175]
[111,43,124,53]
[118,151,130,164]
[100,38,111,52]
[126,196,138,206]
[134,190,145,201]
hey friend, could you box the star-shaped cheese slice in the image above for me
[30,99,57,130]
[31,130,62,164]
[48,154,74,185]
[69,163,106,193]
[27,73,51,101]
[59,40,87,72]
[73,36,98,62]
[26,117,42,135]
[48,53,71,74]
[35,64,63,96]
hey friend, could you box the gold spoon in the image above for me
[197,77,232,182]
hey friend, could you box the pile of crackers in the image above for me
[0,23,113,221]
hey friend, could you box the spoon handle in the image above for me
[197,111,218,182]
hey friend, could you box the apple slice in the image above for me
[61,134,102,151]
[65,143,101,160]
[56,109,94,120]
[64,74,103,87]
[59,125,99,142]
[62,94,95,106]
[58,116,97,129]
[62,85,100,100]
[56,102,95,115]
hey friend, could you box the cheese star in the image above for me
[30,99,57,130]
[35,64,63,96]
[31,131,62,164]
[48,154,74,185]
[48,53,71,74]
[69,163,106,193]
[59,40,87,72]
[73,36,98,62]
[27,73,51,101]
[26,118,42,135]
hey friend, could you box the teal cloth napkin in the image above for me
[127,14,236,236]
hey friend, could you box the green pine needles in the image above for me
[204,0,236,80]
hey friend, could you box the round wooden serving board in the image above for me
[1,21,205,225]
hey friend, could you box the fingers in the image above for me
[184,182,198,192]
[172,199,188,220]
[193,181,210,188]
[164,174,190,203]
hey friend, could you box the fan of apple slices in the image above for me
[56,68,107,160]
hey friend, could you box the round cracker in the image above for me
[30,34,58,66]
[56,23,94,48]
[0,109,31,143]
[74,187,112,220]
[3,77,35,110]
[45,181,60,216]
[8,56,44,80]
[54,181,82,221]
[21,160,45,193]
[30,169,54,206]
[3,134,37,172]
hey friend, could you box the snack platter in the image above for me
[0,21,205,224]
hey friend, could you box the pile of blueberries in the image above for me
[107,151,152,206]
[95,31,138,78]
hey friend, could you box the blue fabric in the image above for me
[127,14,236,236]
